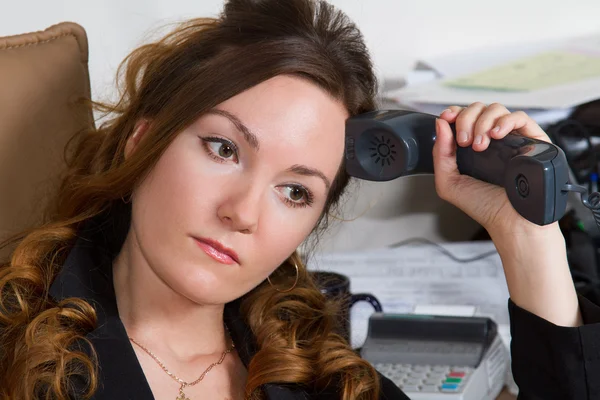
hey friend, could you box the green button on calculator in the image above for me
[445,377,462,383]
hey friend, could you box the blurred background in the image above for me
[2,0,600,253]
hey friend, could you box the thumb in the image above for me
[432,118,462,201]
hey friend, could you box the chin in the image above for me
[170,267,243,305]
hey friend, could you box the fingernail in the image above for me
[474,134,483,145]
[457,131,468,143]
[491,126,500,135]
[441,109,452,115]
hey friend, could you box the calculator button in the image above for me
[393,378,404,387]
[448,371,467,378]
[421,384,439,392]
[412,365,429,372]
[407,372,427,379]
[451,367,471,373]
[424,378,442,385]
[432,365,450,373]
[428,373,447,381]
[440,383,460,392]
[403,378,422,386]
[444,377,463,384]
[400,384,420,392]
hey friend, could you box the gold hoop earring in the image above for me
[267,263,299,293]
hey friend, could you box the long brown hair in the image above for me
[0,0,379,399]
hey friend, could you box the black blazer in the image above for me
[45,210,600,399]
[46,213,407,400]
[509,294,600,399]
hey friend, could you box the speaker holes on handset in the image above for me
[368,135,397,167]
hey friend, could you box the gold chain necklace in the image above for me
[129,331,235,400]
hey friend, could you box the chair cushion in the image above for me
[0,22,94,260]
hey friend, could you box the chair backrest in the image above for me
[0,22,94,260]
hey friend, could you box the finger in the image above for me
[433,118,460,200]
[439,106,464,123]
[491,111,551,142]
[434,117,507,227]
[455,102,487,147]
[472,103,511,151]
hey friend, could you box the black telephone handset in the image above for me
[345,110,571,226]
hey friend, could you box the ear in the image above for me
[124,119,150,159]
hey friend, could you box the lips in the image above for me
[193,237,239,265]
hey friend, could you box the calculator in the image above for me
[362,313,509,400]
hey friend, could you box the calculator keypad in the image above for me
[374,363,472,393]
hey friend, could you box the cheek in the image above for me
[130,138,218,258]
[135,138,235,221]
[135,156,200,226]
[254,203,322,268]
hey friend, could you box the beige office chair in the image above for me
[0,22,94,260]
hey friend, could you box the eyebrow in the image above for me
[207,109,260,151]
[207,109,331,191]
[286,164,331,191]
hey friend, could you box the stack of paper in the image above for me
[383,33,600,126]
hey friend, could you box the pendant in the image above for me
[177,386,191,400]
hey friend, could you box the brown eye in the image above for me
[202,137,238,162]
[219,144,234,158]
[279,185,314,208]
[282,186,308,202]
[289,187,304,201]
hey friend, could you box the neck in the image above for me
[112,227,229,362]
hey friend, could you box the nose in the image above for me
[217,183,263,234]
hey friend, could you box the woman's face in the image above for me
[128,75,348,305]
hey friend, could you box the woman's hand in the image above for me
[433,102,582,327]
[433,102,554,236]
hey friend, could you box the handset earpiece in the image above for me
[345,110,570,226]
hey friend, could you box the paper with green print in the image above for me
[444,51,600,92]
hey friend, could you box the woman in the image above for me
[0,0,597,399]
